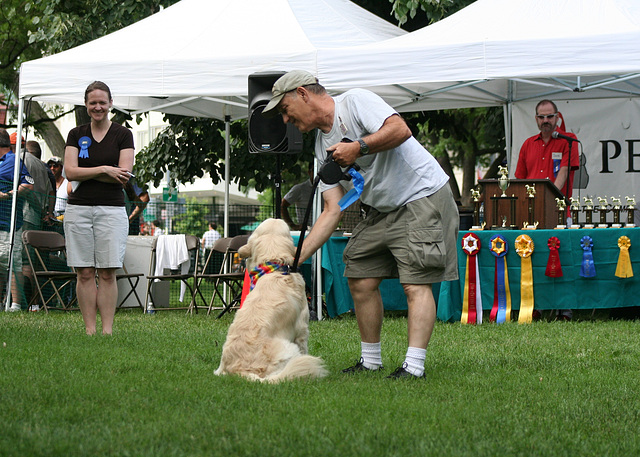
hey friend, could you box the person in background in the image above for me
[515,99,579,321]
[281,162,314,231]
[201,221,221,274]
[262,70,459,379]
[19,139,56,228]
[124,179,149,235]
[17,139,57,311]
[63,81,134,335]
[0,129,34,311]
[47,156,68,219]
[151,219,164,236]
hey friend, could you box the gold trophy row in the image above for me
[469,166,636,230]
[562,195,636,229]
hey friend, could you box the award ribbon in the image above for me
[338,168,364,211]
[545,237,563,277]
[489,235,511,323]
[615,236,633,278]
[580,236,596,278]
[515,234,535,324]
[461,233,482,324]
[78,136,92,159]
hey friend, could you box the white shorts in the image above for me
[64,204,128,269]
[0,229,22,271]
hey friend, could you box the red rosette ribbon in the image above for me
[545,237,563,278]
[461,233,482,324]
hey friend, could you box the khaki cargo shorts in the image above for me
[343,185,459,284]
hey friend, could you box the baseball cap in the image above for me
[10,132,25,145]
[262,70,318,116]
[47,156,63,166]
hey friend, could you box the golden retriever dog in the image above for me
[214,218,327,383]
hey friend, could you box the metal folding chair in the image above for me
[197,234,248,318]
[115,265,144,311]
[144,234,202,314]
[21,230,77,312]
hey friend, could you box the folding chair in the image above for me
[21,230,77,313]
[198,234,248,318]
[115,265,144,311]
[144,234,201,314]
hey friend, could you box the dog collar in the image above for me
[248,262,290,291]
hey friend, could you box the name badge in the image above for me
[552,152,563,161]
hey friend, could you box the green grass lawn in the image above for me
[1,311,639,457]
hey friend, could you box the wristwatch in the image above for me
[357,138,370,156]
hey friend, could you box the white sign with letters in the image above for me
[510,98,640,202]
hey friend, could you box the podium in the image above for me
[479,179,564,229]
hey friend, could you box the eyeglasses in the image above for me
[536,113,558,120]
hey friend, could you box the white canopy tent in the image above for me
[11,0,406,311]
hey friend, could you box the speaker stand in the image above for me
[274,157,282,219]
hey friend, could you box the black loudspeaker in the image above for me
[248,72,303,154]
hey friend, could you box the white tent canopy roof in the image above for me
[320,0,640,112]
[19,0,405,119]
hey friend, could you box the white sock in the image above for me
[11,302,20,309]
[403,347,426,377]
[361,342,382,369]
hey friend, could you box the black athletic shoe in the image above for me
[341,357,383,373]
[386,363,425,379]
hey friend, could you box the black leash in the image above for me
[291,139,361,273]
[291,175,321,273]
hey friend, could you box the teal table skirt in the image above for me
[436,227,640,322]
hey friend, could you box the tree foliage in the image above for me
[133,114,316,193]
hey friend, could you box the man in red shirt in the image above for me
[515,100,578,321]
[515,99,579,199]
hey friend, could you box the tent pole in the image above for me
[224,116,230,238]
[505,80,514,171]
[5,98,25,311]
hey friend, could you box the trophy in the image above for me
[498,165,509,197]
[524,184,537,229]
[469,188,485,230]
[555,197,567,229]
[490,165,517,229]
[597,196,609,228]
[610,196,622,228]
[583,197,594,229]
[569,197,581,229]
[626,196,636,227]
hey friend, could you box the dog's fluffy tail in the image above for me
[263,355,328,383]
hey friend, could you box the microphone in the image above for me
[552,131,580,142]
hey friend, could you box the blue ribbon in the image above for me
[580,235,596,277]
[78,136,91,159]
[338,167,364,211]
[490,235,509,324]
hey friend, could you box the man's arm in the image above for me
[554,166,569,194]
[299,185,344,264]
[328,114,411,167]
[129,191,149,222]
[280,198,300,230]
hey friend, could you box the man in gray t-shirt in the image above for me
[263,70,459,379]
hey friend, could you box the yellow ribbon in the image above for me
[515,234,535,324]
[615,236,633,278]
